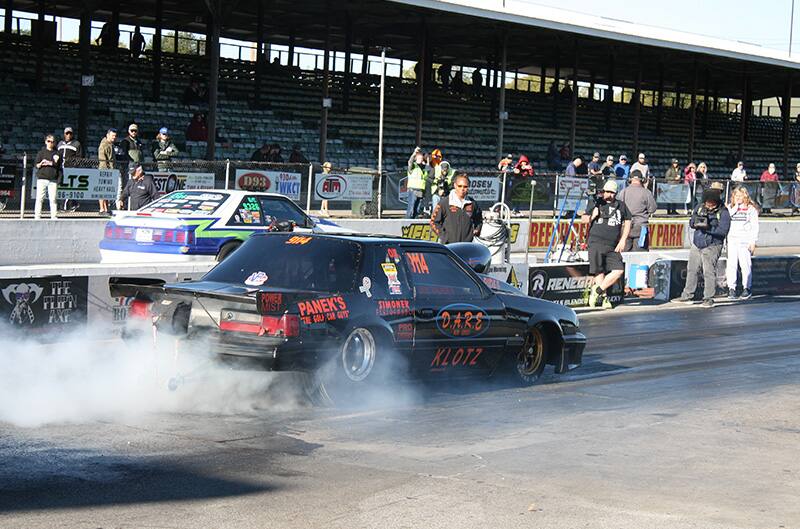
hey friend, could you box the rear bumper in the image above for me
[210,331,331,371]
[557,331,586,374]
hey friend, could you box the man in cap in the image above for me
[631,152,650,182]
[152,127,179,171]
[618,169,657,251]
[614,154,630,180]
[431,160,456,210]
[118,165,158,210]
[587,152,603,187]
[98,127,118,216]
[673,187,731,308]
[119,123,144,165]
[586,179,631,309]
[56,126,84,212]
[601,155,616,177]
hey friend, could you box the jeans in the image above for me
[34,178,58,219]
[406,189,423,219]
[431,193,441,211]
[682,244,723,301]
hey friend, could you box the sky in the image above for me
[518,0,799,55]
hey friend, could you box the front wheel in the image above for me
[511,326,547,386]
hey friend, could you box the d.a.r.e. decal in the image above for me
[436,303,489,338]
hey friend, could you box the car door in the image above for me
[366,244,415,360]
[400,245,512,376]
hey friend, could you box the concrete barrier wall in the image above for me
[1,217,799,266]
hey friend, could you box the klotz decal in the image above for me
[430,347,485,370]
[1,283,44,325]
[380,262,402,295]
[359,277,372,298]
[436,303,489,338]
[244,271,269,286]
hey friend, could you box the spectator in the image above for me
[152,127,178,170]
[438,63,452,90]
[497,153,513,173]
[760,163,779,214]
[431,160,455,210]
[430,174,483,244]
[587,152,603,181]
[586,179,631,309]
[601,155,616,177]
[451,70,464,94]
[95,21,118,50]
[288,144,309,164]
[186,112,208,141]
[182,79,207,106]
[546,141,561,171]
[405,147,429,219]
[319,161,332,217]
[34,134,59,220]
[559,143,571,164]
[674,188,731,308]
[791,164,800,215]
[696,161,709,181]
[118,164,158,211]
[119,123,144,164]
[684,162,697,214]
[56,126,84,171]
[430,148,443,183]
[730,161,746,182]
[267,144,283,163]
[618,169,657,251]
[631,153,650,182]
[130,25,145,59]
[251,142,270,162]
[726,186,759,300]
[663,158,682,215]
[514,155,534,179]
[98,128,117,216]
[471,69,483,98]
[614,154,630,180]
[564,156,582,177]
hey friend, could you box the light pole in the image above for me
[791,0,796,56]
[377,46,386,219]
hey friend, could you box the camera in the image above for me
[693,208,711,230]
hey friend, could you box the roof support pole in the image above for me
[675,82,681,109]
[713,86,719,113]
[78,3,93,146]
[688,61,698,163]
[738,71,749,160]
[656,62,664,136]
[320,18,330,162]
[4,0,12,38]
[552,47,560,128]
[605,51,614,129]
[110,4,119,48]
[361,37,370,77]
[34,0,43,91]
[496,32,508,161]
[783,72,793,179]
[415,20,427,146]
[152,0,162,101]
[204,3,221,160]
[632,52,642,155]
[701,67,710,138]
[254,0,264,109]
[288,34,295,67]
[343,12,352,112]
[589,70,595,101]
[569,43,578,159]
[539,63,545,93]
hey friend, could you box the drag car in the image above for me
[99,189,348,263]
[110,233,586,404]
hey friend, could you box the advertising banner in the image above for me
[527,220,686,250]
[150,171,216,198]
[315,173,373,201]
[400,220,521,248]
[0,161,16,198]
[556,177,589,211]
[234,169,302,200]
[656,182,690,204]
[527,264,623,307]
[0,276,88,335]
[31,168,120,201]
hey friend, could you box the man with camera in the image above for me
[674,188,731,308]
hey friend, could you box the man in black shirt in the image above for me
[430,174,483,244]
[118,165,158,210]
[34,134,60,220]
[586,179,631,308]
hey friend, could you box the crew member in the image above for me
[431,160,455,210]
[618,169,657,251]
[586,180,631,309]
[430,174,483,244]
[118,165,158,210]
[674,188,731,308]
[405,147,429,219]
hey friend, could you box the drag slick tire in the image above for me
[510,325,547,386]
[216,241,241,262]
[311,326,392,407]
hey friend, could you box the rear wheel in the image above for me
[216,241,241,262]
[511,326,547,386]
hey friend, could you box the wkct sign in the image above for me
[235,169,302,200]
[315,173,373,200]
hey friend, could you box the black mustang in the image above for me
[111,233,586,404]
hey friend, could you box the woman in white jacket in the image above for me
[726,187,759,300]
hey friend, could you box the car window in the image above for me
[259,197,309,227]
[369,245,411,299]
[228,195,264,226]
[403,250,485,301]
[139,191,228,216]
[203,234,361,293]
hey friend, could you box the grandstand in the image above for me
[2,0,800,178]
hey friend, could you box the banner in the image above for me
[0,276,88,335]
[395,175,500,204]
[556,177,589,211]
[234,169,302,200]
[32,168,120,201]
[656,182,690,204]
[150,171,216,198]
[400,220,521,245]
[314,173,373,200]
[528,264,623,307]
[528,220,686,250]
[0,161,16,198]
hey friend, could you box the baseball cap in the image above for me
[602,180,618,193]
[619,154,628,161]
[128,163,142,174]
[129,123,138,131]
[671,158,679,164]
[64,126,74,133]
[710,181,725,191]
[593,152,600,158]
[606,155,614,161]
[630,169,643,180]
[159,127,169,135]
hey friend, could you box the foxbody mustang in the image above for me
[100,189,348,263]
[110,233,585,403]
